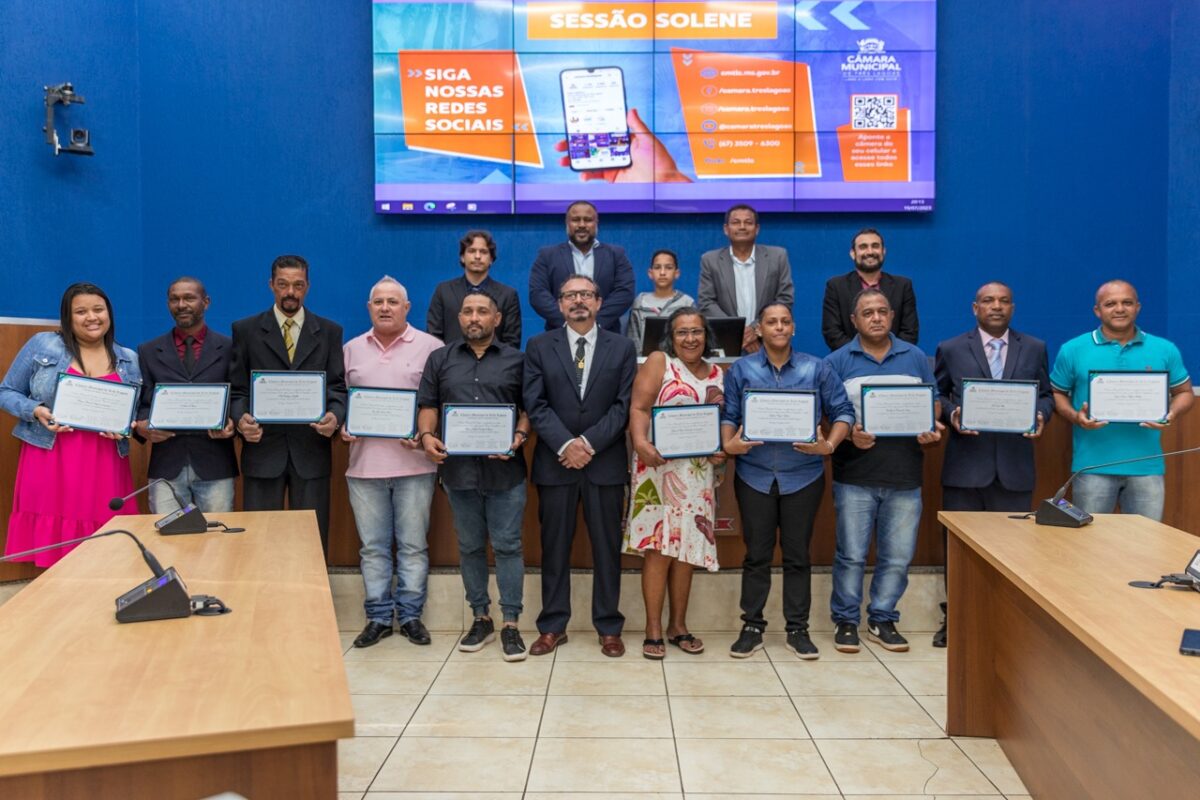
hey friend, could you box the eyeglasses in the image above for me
[559,290,597,301]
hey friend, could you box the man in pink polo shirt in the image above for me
[342,276,443,648]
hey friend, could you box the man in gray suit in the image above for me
[697,204,794,355]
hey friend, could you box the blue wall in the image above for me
[1,1,1191,371]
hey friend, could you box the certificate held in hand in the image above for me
[959,379,1038,434]
[1088,371,1169,423]
[250,371,326,423]
[651,404,722,459]
[861,384,935,437]
[148,383,230,431]
[742,390,817,443]
[442,404,515,456]
[345,387,418,439]
[50,373,139,435]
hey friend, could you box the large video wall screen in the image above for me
[373,0,936,214]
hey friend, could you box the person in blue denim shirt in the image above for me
[0,282,142,566]
[721,302,855,660]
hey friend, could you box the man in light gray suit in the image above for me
[697,204,794,355]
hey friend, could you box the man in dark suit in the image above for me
[133,277,238,512]
[229,254,347,552]
[822,228,919,351]
[523,274,637,657]
[528,200,635,332]
[427,229,522,348]
[933,280,1052,646]
[697,204,794,355]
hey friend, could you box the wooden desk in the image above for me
[941,511,1200,798]
[0,511,354,799]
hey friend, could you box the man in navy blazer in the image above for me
[523,274,637,657]
[528,200,635,332]
[933,280,1052,646]
[133,277,238,513]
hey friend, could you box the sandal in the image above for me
[642,638,666,660]
[668,633,704,654]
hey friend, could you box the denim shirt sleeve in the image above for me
[818,359,856,426]
[0,333,59,422]
[721,360,745,427]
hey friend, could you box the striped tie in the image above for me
[283,319,296,363]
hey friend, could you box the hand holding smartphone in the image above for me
[560,67,632,171]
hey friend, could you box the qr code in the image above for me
[851,94,898,129]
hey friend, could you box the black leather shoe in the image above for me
[399,619,432,646]
[353,621,393,648]
[932,602,947,648]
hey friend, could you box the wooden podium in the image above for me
[941,511,1200,798]
[0,511,354,799]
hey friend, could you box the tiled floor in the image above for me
[335,628,1031,799]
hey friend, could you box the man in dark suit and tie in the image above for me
[523,274,637,657]
[822,228,919,351]
[229,255,347,552]
[698,204,794,355]
[933,280,1052,646]
[133,277,238,513]
[528,200,635,332]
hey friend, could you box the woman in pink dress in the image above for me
[0,283,142,567]
[625,307,726,659]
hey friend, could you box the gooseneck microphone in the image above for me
[110,478,208,535]
[1035,445,1200,527]
[1,528,165,577]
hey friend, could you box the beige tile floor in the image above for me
[335,627,1030,799]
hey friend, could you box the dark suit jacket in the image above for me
[696,244,794,318]
[228,309,347,480]
[528,241,635,332]
[523,327,636,486]
[934,328,1053,492]
[822,271,919,351]
[426,276,522,348]
[136,330,239,481]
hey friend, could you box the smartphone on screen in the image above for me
[560,67,632,172]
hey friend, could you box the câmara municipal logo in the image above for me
[842,38,901,81]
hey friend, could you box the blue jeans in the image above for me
[446,482,526,623]
[1072,473,1164,520]
[831,482,922,626]
[148,465,235,514]
[346,473,437,626]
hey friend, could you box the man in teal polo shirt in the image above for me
[1049,280,1193,519]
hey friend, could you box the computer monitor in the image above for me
[641,316,746,359]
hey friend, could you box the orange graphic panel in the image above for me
[836,107,911,182]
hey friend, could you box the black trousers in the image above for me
[941,481,1032,587]
[535,481,625,636]
[243,461,331,555]
[735,475,826,631]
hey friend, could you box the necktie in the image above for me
[182,335,195,375]
[574,336,587,396]
[283,319,296,363]
[988,339,1004,380]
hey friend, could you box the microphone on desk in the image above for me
[111,478,208,535]
[1035,445,1200,528]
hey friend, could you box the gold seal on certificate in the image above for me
[1088,371,1169,423]
[50,373,139,435]
[250,371,326,423]
[651,404,721,458]
[861,384,936,437]
[742,390,817,443]
[345,387,417,439]
[148,383,230,431]
[442,404,515,455]
[959,379,1038,433]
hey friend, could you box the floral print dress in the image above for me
[624,357,723,571]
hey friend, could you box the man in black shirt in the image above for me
[417,290,531,661]
[427,230,523,348]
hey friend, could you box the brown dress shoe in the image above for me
[530,631,568,656]
[599,634,625,657]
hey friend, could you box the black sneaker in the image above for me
[729,624,764,658]
[785,629,819,660]
[932,602,947,648]
[399,618,432,646]
[501,626,527,662]
[459,617,496,652]
[833,622,860,653]
[867,620,910,652]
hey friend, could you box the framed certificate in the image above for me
[651,403,722,459]
[960,379,1038,434]
[861,384,936,437]
[1088,371,1169,423]
[50,372,139,435]
[742,389,817,443]
[250,371,326,423]
[148,383,230,431]
[345,387,418,439]
[442,403,515,456]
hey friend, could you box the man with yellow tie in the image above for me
[229,254,347,553]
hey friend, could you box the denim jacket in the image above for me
[0,331,142,456]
